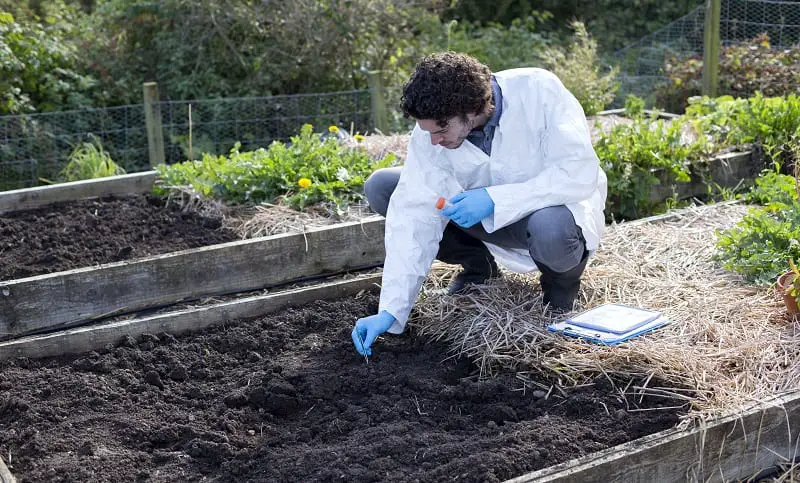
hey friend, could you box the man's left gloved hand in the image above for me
[441,188,495,228]
[352,311,396,356]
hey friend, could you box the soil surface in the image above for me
[0,195,238,281]
[0,294,683,482]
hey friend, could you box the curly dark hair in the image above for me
[401,52,493,127]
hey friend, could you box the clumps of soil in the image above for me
[0,294,684,482]
[0,194,238,281]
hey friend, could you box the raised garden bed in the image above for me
[0,194,238,281]
[0,200,798,481]
[0,292,682,482]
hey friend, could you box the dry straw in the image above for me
[411,202,799,420]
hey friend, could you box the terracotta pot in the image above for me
[777,271,800,315]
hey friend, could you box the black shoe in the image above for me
[537,250,590,312]
[446,259,500,295]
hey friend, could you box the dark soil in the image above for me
[0,195,238,281]
[0,294,684,482]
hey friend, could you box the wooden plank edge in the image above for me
[505,390,800,483]
[0,171,157,213]
[595,108,681,119]
[0,273,382,361]
[647,150,755,202]
[0,217,385,338]
[0,455,15,483]
[1,216,384,286]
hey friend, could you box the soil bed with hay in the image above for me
[0,293,681,482]
[415,202,797,420]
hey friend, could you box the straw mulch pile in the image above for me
[411,201,799,421]
[226,202,374,239]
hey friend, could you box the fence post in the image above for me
[367,71,389,134]
[143,82,165,166]
[702,0,721,97]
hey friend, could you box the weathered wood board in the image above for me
[0,171,157,213]
[508,390,800,483]
[0,455,15,483]
[649,151,757,202]
[0,273,381,360]
[0,219,385,340]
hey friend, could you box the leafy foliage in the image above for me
[743,170,798,207]
[0,7,95,114]
[714,125,800,285]
[683,93,800,169]
[60,136,126,181]
[81,0,446,106]
[658,34,800,113]
[444,0,697,52]
[154,124,395,210]
[593,105,710,220]
[715,202,800,284]
[438,14,552,72]
[541,21,618,115]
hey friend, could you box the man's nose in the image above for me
[430,135,443,145]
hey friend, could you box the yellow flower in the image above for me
[298,178,312,189]
[354,134,365,143]
[328,125,340,133]
[760,39,770,48]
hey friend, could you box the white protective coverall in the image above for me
[380,67,608,334]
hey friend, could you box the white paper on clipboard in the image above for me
[564,303,662,335]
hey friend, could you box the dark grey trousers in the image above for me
[365,167,590,308]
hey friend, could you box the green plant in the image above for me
[438,14,552,72]
[684,94,800,171]
[715,200,800,284]
[155,124,395,211]
[0,7,95,114]
[743,169,798,207]
[542,21,619,116]
[623,94,646,118]
[593,114,709,220]
[60,137,126,181]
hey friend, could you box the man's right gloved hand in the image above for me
[351,311,396,356]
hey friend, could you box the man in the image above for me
[352,52,607,356]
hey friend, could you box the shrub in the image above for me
[657,34,800,113]
[438,14,552,72]
[0,8,95,114]
[542,21,619,116]
[154,124,396,211]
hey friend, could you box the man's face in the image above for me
[417,115,477,149]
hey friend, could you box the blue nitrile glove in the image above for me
[352,311,396,356]
[441,188,495,228]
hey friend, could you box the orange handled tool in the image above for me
[436,196,447,210]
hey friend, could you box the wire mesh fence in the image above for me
[0,105,149,191]
[160,90,373,164]
[610,0,800,106]
[0,89,373,191]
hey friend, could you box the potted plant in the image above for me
[777,259,800,315]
